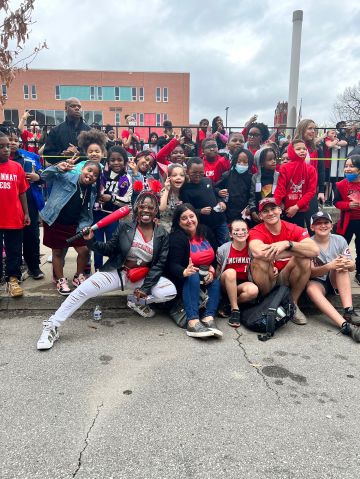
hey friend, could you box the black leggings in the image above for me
[343,220,360,272]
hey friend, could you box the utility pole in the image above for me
[225,106,229,129]
[287,10,303,134]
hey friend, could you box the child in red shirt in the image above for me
[0,131,30,296]
[274,140,317,228]
[201,137,230,183]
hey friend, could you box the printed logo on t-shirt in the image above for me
[191,239,211,253]
[289,179,304,200]
[205,171,214,177]
[0,172,18,189]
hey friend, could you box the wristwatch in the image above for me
[285,241,294,251]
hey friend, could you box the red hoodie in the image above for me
[274,143,318,211]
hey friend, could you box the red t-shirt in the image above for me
[189,236,215,266]
[122,130,140,156]
[224,244,251,281]
[203,155,230,183]
[21,130,40,153]
[0,160,29,229]
[249,220,309,271]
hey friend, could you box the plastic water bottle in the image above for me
[93,305,102,321]
[276,306,286,321]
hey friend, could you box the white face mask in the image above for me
[128,121,137,126]
[235,164,248,174]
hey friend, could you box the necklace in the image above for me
[78,180,88,206]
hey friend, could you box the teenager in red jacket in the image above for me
[334,154,360,284]
[274,140,318,227]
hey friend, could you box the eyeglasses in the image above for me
[189,171,204,177]
[248,133,261,137]
[204,144,218,149]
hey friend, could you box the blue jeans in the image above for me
[93,210,118,269]
[182,272,221,321]
[213,222,230,246]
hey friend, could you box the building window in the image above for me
[139,113,144,126]
[115,112,121,125]
[2,84,7,97]
[162,113,168,122]
[55,85,60,100]
[156,87,161,102]
[97,86,103,101]
[83,110,103,125]
[139,87,144,102]
[132,87,137,101]
[4,109,19,125]
[90,86,96,101]
[156,113,161,126]
[115,87,120,101]
[31,85,37,100]
[163,87,168,102]
[23,84,29,100]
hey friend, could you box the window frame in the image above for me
[31,85,37,100]
[139,87,144,102]
[156,87,161,102]
[131,87,137,101]
[163,87,168,102]
[23,84,29,100]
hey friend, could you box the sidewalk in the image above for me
[2,211,360,312]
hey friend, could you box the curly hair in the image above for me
[107,145,129,164]
[133,191,159,219]
[247,122,270,142]
[77,128,107,153]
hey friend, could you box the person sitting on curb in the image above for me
[248,198,320,325]
[306,211,360,342]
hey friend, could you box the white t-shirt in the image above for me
[311,233,352,281]
[127,227,154,265]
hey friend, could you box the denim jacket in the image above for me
[40,165,97,230]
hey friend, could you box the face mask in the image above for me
[235,164,248,174]
[345,173,359,182]
[128,121,137,126]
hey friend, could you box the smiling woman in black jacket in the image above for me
[37,191,176,350]
[166,204,222,339]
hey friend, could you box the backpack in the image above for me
[240,285,295,341]
[169,289,209,329]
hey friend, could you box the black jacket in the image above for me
[86,221,169,295]
[43,117,90,163]
[216,169,252,222]
[165,226,217,293]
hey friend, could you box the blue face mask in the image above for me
[235,164,248,174]
[345,173,359,182]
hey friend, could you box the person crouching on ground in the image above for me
[37,191,176,350]
[248,198,320,325]
[216,219,259,328]
[306,211,360,342]
[40,160,100,295]
[166,204,222,339]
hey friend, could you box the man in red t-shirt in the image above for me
[249,198,319,324]
[122,115,140,156]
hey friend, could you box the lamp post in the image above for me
[225,106,229,129]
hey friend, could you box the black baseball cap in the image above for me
[311,211,333,224]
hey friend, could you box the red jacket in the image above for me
[274,143,318,211]
[334,178,358,235]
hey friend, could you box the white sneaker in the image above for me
[127,299,155,318]
[37,322,59,350]
[47,254,53,263]
[291,305,307,325]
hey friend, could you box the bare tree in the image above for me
[0,0,47,106]
[332,82,360,123]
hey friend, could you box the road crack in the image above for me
[234,330,280,402]
[72,402,104,478]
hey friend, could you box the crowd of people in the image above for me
[1,97,360,351]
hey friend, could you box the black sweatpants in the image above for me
[23,199,40,272]
[343,220,360,273]
[0,229,23,281]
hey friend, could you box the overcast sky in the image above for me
[22,0,360,126]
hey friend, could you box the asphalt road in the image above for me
[1,309,359,479]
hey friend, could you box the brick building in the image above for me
[274,101,288,128]
[1,68,190,140]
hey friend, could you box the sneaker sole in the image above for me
[228,321,241,328]
[290,317,307,325]
[127,301,155,318]
[57,289,71,296]
[208,328,223,337]
[186,330,215,338]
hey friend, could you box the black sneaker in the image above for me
[341,322,360,342]
[228,309,241,328]
[28,268,45,280]
[355,273,360,285]
[186,321,215,338]
[343,307,360,326]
